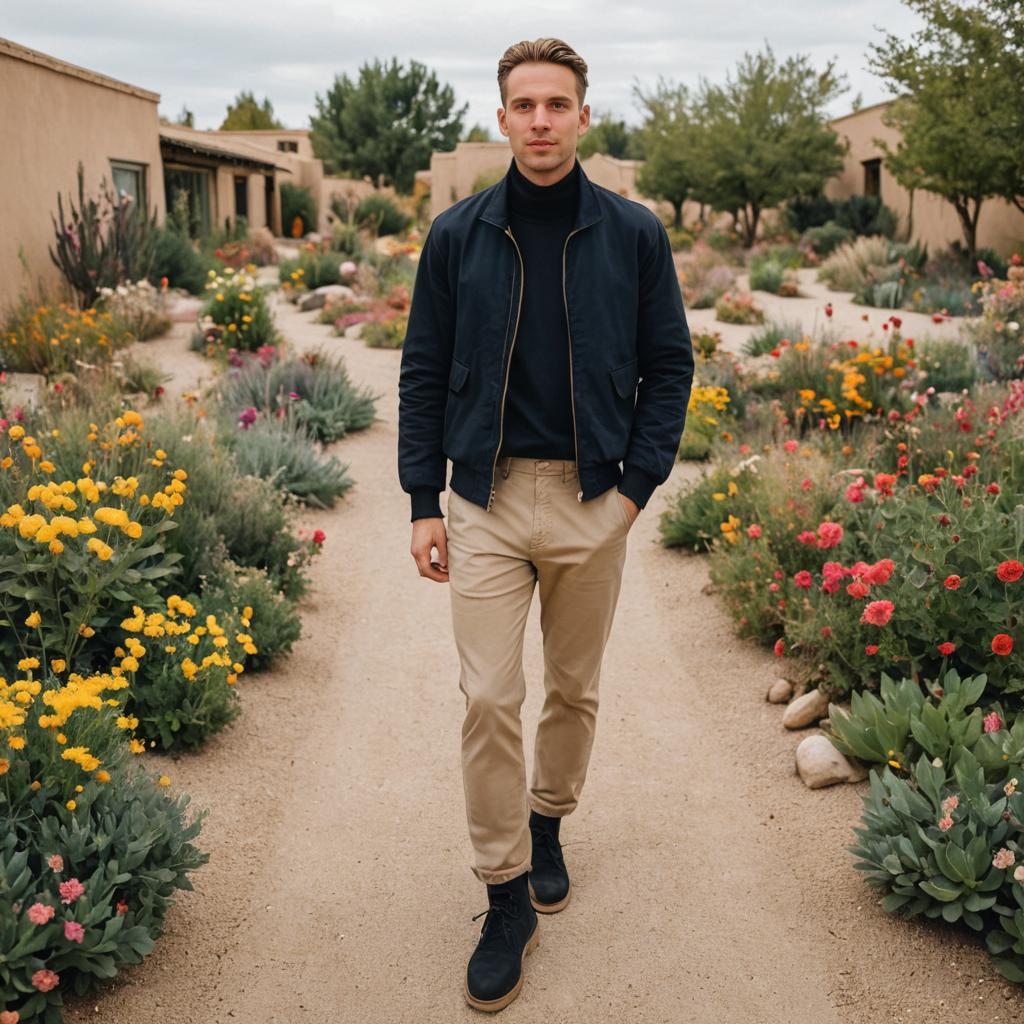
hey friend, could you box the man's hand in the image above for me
[619,492,640,527]
[411,517,449,582]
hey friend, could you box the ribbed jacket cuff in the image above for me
[618,465,661,510]
[410,488,443,522]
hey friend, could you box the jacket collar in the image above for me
[479,155,603,232]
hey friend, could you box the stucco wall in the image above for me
[0,39,165,310]
[826,101,1024,256]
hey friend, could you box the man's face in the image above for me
[497,61,590,185]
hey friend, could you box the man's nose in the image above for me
[530,106,552,129]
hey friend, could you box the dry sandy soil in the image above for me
[60,272,1024,1024]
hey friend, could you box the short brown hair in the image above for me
[497,38,589,109]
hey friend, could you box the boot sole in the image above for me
[528,877,571,914]
[463,918,540,1013]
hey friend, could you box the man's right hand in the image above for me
[411,517,449,582]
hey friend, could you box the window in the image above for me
[862,158,881,199]
[234,175,249,221]
[277,140,298,153]
[110,160,147,207]
[164,166,212,238]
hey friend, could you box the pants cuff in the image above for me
[473,853,533,886]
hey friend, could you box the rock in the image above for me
[304,231,323,244]
[298,284,356,312]
[3,372,46,411]
[767,678,793,703]
[782,688,829,729]
[796,734,861,788]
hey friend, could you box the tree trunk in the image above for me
[672,200,683,229]
[952,196,982,262]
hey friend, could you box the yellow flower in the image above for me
[51,659,66,674]
[25,610,42,628]
[158,775,171,787]
[8,736,26,750]
[66,799,77,810]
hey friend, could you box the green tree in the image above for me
[174,104,195,128]
[220,90,284,131]
[310,57,467,194]
[693,44,848,246]
[577,110,641,160]
[464,123,493,142]
[868,0,1024,258]
[631,78,704,228]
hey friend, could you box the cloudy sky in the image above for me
[6,1,923,133]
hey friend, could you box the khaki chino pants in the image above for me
[446,455,630,885]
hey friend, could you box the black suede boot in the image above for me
[464,870,539,1012]
[527,809,571,913]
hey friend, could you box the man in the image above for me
[397,37,693,1012]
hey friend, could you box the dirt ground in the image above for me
[61,276,1023,1024]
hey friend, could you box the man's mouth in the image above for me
[528,140,554,147]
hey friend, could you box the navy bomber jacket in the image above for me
[397,157,694,520]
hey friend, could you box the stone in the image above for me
[3,372,46,411]
[767,678,793,703]
[298,283,357,313]
[782,688,829,729]
[796,734,861,789]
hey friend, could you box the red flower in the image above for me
[796,530,817,546]
[996,560,1024,583]
[747,524,762,539]
[824,302,833,318]
[874,472,896,497]
[992,634,1014,656]
[312,529,326,546]
[987,483,1000,495]
[816,522,844,549]
[820,626,832,638]
[793,570,812,590]
[937,642,956,656]
[865,644,879,655]
[773,638,785,657]
[846,580,871,599]
[863,559,895,585]
[860,600,895,626]
[943,575,961,590]
[983,711,1004,732]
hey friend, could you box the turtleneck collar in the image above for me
[507,155,580,222]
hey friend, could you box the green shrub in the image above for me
[200,558,304,671]
[714,291,764,325]
[742,319,807,358]
[918,336,977,393]
[832,195,898,239]
[213,347,379,444]
[192,268,279,356]
[801,221,853,259]
[354,194,410,237]
[784,193,836,233]
[280,182,317,238]
[0,671,209,1022]
[360,316,407,349]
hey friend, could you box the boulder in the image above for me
[3,372,46,411]
[298,284,356,312]
[766,678,794,704]
[796,734,860,789]
[782,688,829,729]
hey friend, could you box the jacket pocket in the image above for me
[609,356,639,399]
[449,357,470,393]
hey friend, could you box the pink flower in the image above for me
[783,440,798,453]
[860,600,895,626]
[746,524,762,539]
[768,582,780,592]
[937,642,956,656]
[1,1010,21,1024]
[800,478,812,491]
[793,570,812,590]
[63,920,85,943]
[796,530,817,546]
[27,902,55,925]
[941,794,959,814]
[238,406,258,429]
[47,854,63,873]
[31,969,59,992]
[845,476,865,503]
[993,848,1016,870]
[984,711,1004,733]
[58,879,85,905]
[938,815,954,831]
[816,522,844,549]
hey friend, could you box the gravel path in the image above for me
[62,281,1023,1024]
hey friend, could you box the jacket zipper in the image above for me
[487,226,525,511]
[563,227,584,501]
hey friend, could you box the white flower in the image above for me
[1008,322,1020,333]
[932,756,943,767]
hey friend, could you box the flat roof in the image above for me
[159,124,294,171]
[0,36,160,103]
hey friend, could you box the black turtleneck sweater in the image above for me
[498,155,580,462]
